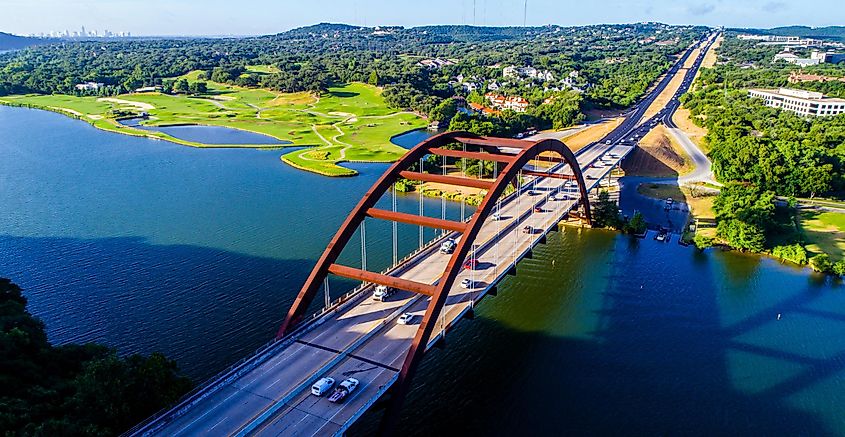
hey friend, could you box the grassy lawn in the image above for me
[0,78,425,176]
[800,210,845,261]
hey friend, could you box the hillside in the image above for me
[0,32,45,50]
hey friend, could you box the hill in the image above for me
[0,32,46,50]
[731,26,845,41]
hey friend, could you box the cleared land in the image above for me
[621,124,692,177]
[800,211,845,261]
[639,47,701,122]
[670,35,720,151]
[561,118,623,152]
[0,75,425,176]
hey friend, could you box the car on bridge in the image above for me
[463,258,479,270]
[373,285,394,302]
[397,313,414,325]
[440,238,456,254]
[311,377,335,397]
[328,378,360,403]
[460,278,474,288]
[522,225,534,234]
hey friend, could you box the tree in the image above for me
[429,98,458,122]
[0,277,193,434]
[693,233,714,250]
[833,259,845,277]
[592,191,622,229]
[809,254,834,273]
[368,70,380,86]
[188,81,207,95]
[625,211,647,235]
[173,78,190,94]
[772,244,809,265]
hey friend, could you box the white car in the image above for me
[439,238,456,254]
[311,377,335,396]
[397,313,414,325]
[460,278,473,288]
[492,212,502,221]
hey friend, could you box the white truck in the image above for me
[372,285,393,301]
[328,378,360,403]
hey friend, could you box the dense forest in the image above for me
[0,23,704,133]
[0,277,193,435]
[683,34,845,267]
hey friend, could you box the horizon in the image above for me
[2,0,844,37]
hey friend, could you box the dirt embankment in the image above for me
[622,125,692,177]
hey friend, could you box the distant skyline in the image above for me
[2,0,844,36]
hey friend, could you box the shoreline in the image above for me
[0,100,425,176]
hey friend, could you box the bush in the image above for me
[834,259,845,277]
[693,234,714,250]
[772,244,809,265]
[625,211,647,235]
[809,254,834,273]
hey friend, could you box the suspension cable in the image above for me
[441,154,446,235]
[419,157,424,249]
[360,219,367,272]
[324,277,331,308]
[392,183,398,266]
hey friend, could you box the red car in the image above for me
[463,258,479,270]
[533,206,543,213]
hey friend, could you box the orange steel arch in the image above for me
[276,131,591,433]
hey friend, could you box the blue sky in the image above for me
[2,0,843,36]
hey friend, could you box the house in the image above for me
[75,82,104,91]
[484,93,530,113]
[487,81,500,91]
[418,58,455,69]
[502,65,552,82]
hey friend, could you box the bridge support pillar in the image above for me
[488,286,498,297]
[507,265,517,276]
[463,308,475,320]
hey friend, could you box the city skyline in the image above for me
[2,0,844,37]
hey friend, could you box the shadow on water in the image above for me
[0,234,320,380]
[350,230,843,436]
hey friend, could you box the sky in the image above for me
[1,0,843,36]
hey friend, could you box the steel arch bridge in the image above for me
[277,131,591,432]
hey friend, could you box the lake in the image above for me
[119,117,291,145]
[2,105,845,435]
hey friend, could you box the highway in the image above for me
[129,31,719,437]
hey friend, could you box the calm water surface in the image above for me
[119,117,291,145]
[2,106,845,435]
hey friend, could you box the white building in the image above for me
[74,82,104,91]
[502,65,553,82]
[748,88,845,117]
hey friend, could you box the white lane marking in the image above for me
[172,389,243,436]
[266,376,284,390]
[209,416,228,431]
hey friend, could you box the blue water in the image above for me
[119,117,291,145]
[3,105,845,435]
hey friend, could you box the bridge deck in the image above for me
[154,141,633,437]
[134,31,717,437]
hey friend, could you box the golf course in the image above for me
[0,72,426,176]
